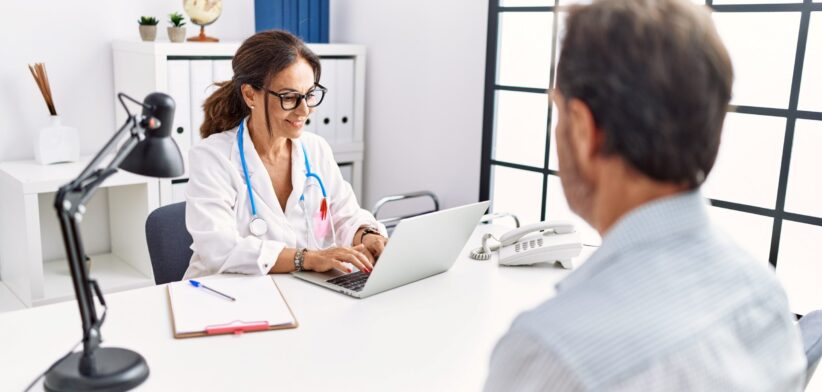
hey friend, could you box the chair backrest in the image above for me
[145,202,192,285]
[479,211,520,228]
[371,191,440,235]
[799,310,822,388]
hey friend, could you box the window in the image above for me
[480,0,822,314]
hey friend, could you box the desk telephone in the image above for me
[470,221,583,269]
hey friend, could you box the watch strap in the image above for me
[294,248,307,272]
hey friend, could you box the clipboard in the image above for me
[167,275,298,339]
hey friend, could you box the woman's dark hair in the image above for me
[200,30,321,138]
[556,0,733,188]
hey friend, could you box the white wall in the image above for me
[0,1,254,273]
[330,0,488,215]
[0,1,255,162]
[0,0,488,221]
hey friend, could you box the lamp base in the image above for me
[44,347,149,392]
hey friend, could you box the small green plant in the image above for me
[169,12,186,28]
[138,16,159,26]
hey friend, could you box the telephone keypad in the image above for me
[515,238,548,253]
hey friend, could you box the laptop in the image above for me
[292,201,490,298]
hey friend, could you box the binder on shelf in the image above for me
[319,0,329,42]
[167,275,298,338]
[305,111,319,135]
[212,60,234,86]
[335,59,355,144]
[315,58,337,142]
[309,0,321,42]
[171,181,187,204]
[297,0,310,40]
[254,0,329,43]
[338,162,353,184]
[189,60,214,145]
[283,0,296,34]
[166,60,192,162]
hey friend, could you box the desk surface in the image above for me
[1,225,595,391]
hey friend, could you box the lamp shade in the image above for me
[120,93,185,178]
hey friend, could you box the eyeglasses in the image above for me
[261,84,327,111]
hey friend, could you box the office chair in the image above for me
[372,191,440,235]
[479,211,520,228]
[799,310,822,388]
[145,202,193,285]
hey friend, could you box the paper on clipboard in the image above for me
[167,275,297,338]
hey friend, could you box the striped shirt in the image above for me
[484,191,806,391]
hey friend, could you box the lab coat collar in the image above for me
[229,117,307,217]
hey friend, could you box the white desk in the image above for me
[0,226,594,391]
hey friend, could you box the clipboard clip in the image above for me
[206,320,270,335]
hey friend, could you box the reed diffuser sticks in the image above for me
[28,63,57,116]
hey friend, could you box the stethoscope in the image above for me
[237,120,336,247]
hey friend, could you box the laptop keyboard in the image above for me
[327,271,369,292]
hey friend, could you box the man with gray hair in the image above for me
[484,0,806,390]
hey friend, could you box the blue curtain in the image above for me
[254,0,329,43]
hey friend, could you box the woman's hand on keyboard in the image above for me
[362,234,388,262]
[303,245,373,274]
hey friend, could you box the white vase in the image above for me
[34,115,80,165]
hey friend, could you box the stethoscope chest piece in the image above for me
[249,217,268,236]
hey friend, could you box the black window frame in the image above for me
[480,0,822,273]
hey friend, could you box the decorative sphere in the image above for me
[183,0,222,26]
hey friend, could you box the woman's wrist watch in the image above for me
[294,248,307,272]
[359,226,382,244]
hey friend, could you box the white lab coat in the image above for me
[183,118,384,279]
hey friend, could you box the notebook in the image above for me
[167,275,298,338]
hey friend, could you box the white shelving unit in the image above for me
[112,41,367,206]
[0,281,24,313]
[0,158,159,307]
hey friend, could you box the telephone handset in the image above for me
[470,220,583,269]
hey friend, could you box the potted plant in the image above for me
[168,12,187,43]
[138,16,159,42]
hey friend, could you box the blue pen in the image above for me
[189,280,236,302]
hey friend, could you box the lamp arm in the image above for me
[52,114,145,376]
[72,115,138,188]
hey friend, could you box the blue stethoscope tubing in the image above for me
[237,120,335,246]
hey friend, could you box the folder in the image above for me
[305,109,319,135]
[189,60,214,145]
[167,275,298,338]
[308,0,321,42]
[254,0,283,32]
[212,60,234,85]
[166,60,192,168]
[335,59,355,144]
[319,0,329,43]
[316,58,337,142]
[338,162,353,184]
[297,0,310,41]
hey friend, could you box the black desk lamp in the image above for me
[43,92,183,391]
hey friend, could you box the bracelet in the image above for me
[359,227,382,244]
[294,248,307,272]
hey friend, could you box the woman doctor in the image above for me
[182,30,388,279]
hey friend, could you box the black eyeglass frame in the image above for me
[260,84,328,111]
